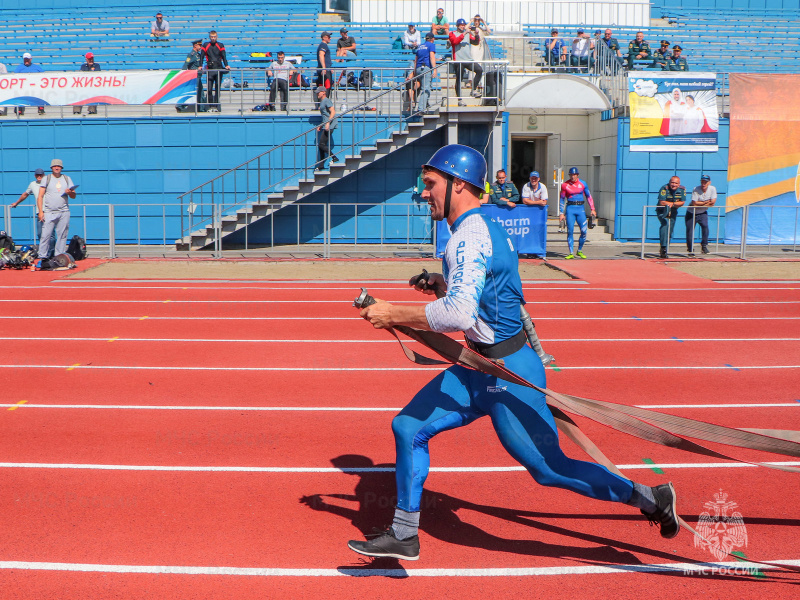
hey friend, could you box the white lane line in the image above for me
[1,403,796,411]
[0,558,796,577]
[1,337,798,344]
[2,298,799,306]
[49,279,587,285]
[1,364,800,372]
[0,316,798,322]
[1,461,799,473]
[715,280,800,284]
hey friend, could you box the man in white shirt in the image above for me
[685,174,716,255]
[521,171,549,207]
[570,29,594,72]
[268,51,295,111]
[403,23,421,49]
[12,168,45,209]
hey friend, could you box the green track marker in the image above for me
[550,361,561,372]
[731,551,766,579]
[642,458,664,474]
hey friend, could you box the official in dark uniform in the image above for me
[667,45,689,71]
[655,176,686,258]
[488,169,520,207]
[627,31,651,69]
[181,39,205,110]
[651,40,671,69]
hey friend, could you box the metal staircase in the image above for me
[175,111,447,251]
[175,69,451,252]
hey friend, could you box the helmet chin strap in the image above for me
[442,176,454,221]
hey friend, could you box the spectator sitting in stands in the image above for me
[627,31,651,69]
[600,29,623,68]
[569,28,594,72]
[336,27,357,60]
[150,12,169,41]
[544,29,567,72]
[652,40,671,69]
[15,53,44,115]
[431,7,449,36]
[73,53,101,115]
[403,23,421,49]
[667,45,689,71]
[471,14,491,35]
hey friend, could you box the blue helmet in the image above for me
[569,167,579,175]
[423,144,487,190]
[19,245,30,253]
[456,18,467,26]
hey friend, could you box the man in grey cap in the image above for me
[11,168,45,209]
[36,159,77,259]
[336,27,357,59]
[316,87,338,170]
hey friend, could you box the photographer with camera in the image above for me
[448,18,483,104]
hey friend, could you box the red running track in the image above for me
[1,259,799,599]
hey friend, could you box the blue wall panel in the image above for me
[615,117,730,243]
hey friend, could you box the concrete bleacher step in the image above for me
[176,112,447,250]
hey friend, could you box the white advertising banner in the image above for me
[0,69,199,107]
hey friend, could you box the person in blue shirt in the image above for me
[14,53,45,115]
[545,29,566,71]
[488,169,520,207]
[348,144,680,561]
[316,31,333,91]
[414,32,437,113]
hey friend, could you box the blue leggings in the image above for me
[565,204,588,254]
[391,343,634,512]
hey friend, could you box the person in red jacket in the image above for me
[202,31,229,112]
[448,18,483,104]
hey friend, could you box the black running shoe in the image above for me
[347,528,420,560]
[642,482,680,539]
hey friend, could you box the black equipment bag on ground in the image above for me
[0,231,13,251]
[67,235,87,260]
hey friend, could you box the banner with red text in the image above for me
[0,69,198,107]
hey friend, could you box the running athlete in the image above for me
[348,145,679,561]
[559,167,596,259]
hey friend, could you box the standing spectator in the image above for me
[15,53,45,116]
[203,31,229,112]
[316,31,333,92]
[73,53,101,115]
[544,29,567,71]
[667,45,689,71]
[179,39,205,112]
[268,51,294,111]
[599,29,623,70]
[627,32,651,69]
[431,7,449,36]
[11,168,45,209]
[315,87,338,170]
[521,171,548,207]
[403,23,421,49]
[449,19,483,104]
[414,32,437,113]
[569,28,594,72]
[471,14,491,35]
[685,175,716,255]
[36,159,76,260]
[150,12,170,41]
[651,40,672,69]
[655,176,686,258]
[336,27,357,59]
[488,170,519,207]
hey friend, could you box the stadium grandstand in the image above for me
[1,0,799,257]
